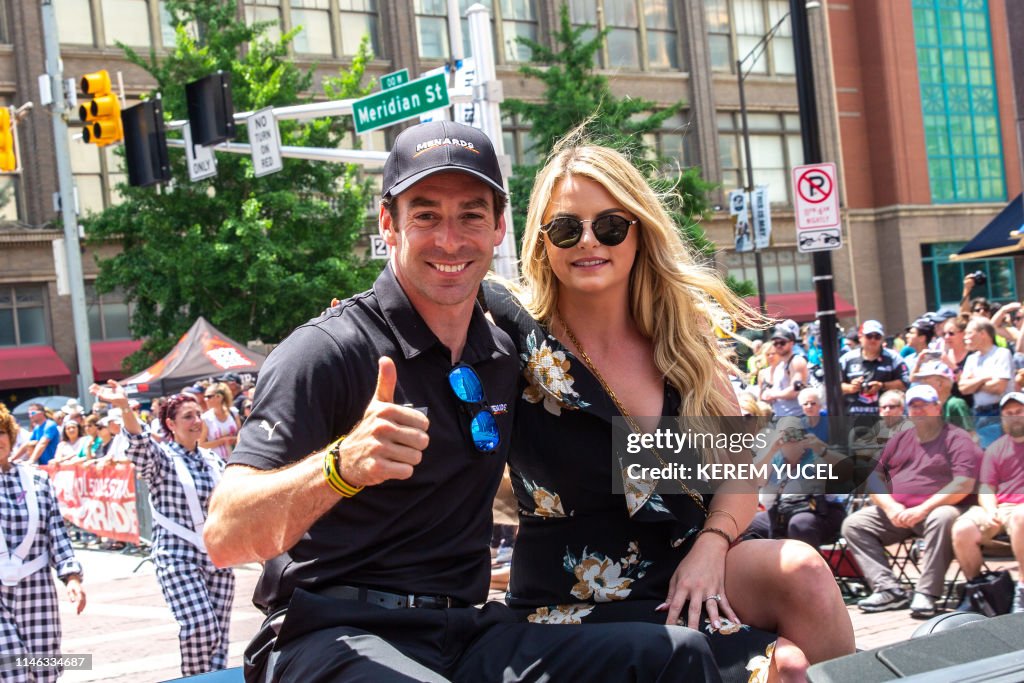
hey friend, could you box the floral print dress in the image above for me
[484,283,776,683]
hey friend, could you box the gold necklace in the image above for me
[555,311,707,514]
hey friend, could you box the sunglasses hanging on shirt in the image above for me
[448,364,500,453]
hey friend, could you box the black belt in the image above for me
[319,584,465,610]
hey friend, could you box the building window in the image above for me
[501,112,539,166]
[86,284,133,340]
[338,0,380,56]
[718,111,802,204]
[921,242,1016,309]
[912,0,1005,203]
[0,285,48,347]
[642,111,692,172]
[245,0,283,43]
[102,0,153,47]
[68,126,127,213]
[705,0,794,75]
[723,248,812,294]
[291,0,332,54]
[55,0,96,45]
[568,0,681,71]
[415,0,536,65]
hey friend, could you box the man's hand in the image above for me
[864,381,883,395]
[337,357,430,488]
[892,505,928,528]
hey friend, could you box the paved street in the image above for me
[49,545,1019,681]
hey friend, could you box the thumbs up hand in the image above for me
[334,357,430,488]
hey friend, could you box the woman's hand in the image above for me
[657,533,740,631]
[89,380,130,409]
[66,575,87,614]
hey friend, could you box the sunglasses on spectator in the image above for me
[540,215,638,249]
[204,393,217,399]
[27,410,40,416]
[448,363,500,453]
[864,333,883,340]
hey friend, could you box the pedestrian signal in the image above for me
[79,70,123,146]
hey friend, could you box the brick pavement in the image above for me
[49,547,1020,681]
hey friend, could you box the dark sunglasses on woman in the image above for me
[540,215,638,248]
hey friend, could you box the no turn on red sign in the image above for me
[792,162,842,253]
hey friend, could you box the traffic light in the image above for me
[185,71,235,146]
[121,100,171,187]
[79,70,123,146]
[0,107,16,172]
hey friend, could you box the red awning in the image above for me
[92,339,144,381]
[0,346,73,390]
[744,292,857,324]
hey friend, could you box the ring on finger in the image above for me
[704,594,722,602]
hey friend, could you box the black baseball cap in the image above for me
[382,120,506,199]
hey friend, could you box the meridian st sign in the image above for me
[353,73,450,134]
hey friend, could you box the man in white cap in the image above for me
[839,320,909,417]
[911,360,972,431]
[842,384,981,618]
[951,391,1024,613]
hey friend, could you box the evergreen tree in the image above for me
[84,0,381,371]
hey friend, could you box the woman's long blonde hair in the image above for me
[519,135,766,418]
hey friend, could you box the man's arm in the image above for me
[204,357,429,568]
[773,356,808,400]
[26,435,51,464]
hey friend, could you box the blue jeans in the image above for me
[974,404,1002,448]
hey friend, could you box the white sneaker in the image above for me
[909,592,936,619]
[1013,583,1024,614]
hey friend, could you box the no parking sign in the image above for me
[792,162,842,253]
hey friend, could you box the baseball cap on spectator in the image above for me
[860,320,885,336]
[999,392,1024,409]
[183,384,204,396]
[905,384,940,405]
[844,327,859,341]
[915,361,954,382]
[218,372,242,385]
[382,120,506,199]
[906,318,934,334]
[770,326,796,342]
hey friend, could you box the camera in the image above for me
[968,270,988,287]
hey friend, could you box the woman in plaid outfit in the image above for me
[90,383,234,676]
[0,404,86,683]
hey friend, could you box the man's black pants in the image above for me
[246,589,721,682]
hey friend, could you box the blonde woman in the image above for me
[199,383,241,462]
[485,139,853,681]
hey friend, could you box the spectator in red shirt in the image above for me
[952,391,1024,613]
[841,384,981,618]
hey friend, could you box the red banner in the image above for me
[44,461,140,544]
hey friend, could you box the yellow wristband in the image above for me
[322,436,363,498]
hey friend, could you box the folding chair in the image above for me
[886,536,923,591]
[821,536,868,599]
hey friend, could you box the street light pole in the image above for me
[789,0,843,422]
[736,10,792,318]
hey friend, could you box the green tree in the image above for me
[84,0,381,371]
[505,4,754,296]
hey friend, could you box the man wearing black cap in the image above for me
[204,121,716,682]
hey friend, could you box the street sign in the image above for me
[792,162,842,253]
[352,73,450,134]
[183,122,216,182]
[751,185,772,249]
[247,107,283,178]
[380,69,409,91]
[369,235,388,260]
[729,188,753,253]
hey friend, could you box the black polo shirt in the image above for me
[230,265,517,612]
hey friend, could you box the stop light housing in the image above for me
[79,70,123,146]
[185,71,235,147]
[0,107,16,172]
[121,100,171,187]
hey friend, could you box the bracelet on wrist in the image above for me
[706,510,739,536]
[322,436,363,498]
[696,526,734,546]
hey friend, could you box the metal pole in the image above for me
[41,0,94,409]
[737,58,768,317]
[790,0,842,421]
[467,3,518,280]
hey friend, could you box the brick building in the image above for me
[0,0,1020,404]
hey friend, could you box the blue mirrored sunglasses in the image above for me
[448,363,500,453]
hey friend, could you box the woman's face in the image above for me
[167,402,204,446]
[542,175,639,300]
[942,321,964,346]
[64,421,81,440]
[85,423,98,437]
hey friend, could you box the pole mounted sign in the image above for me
[792,161,842,253]
[247,107,283,177]
[380,69,409,91]
[730,188,753,253]
[353,73,450,135]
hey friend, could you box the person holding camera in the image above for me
[839,320,910,417]
[747,417,848,547]
[760,326,809,418]
[961,271,993,317]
